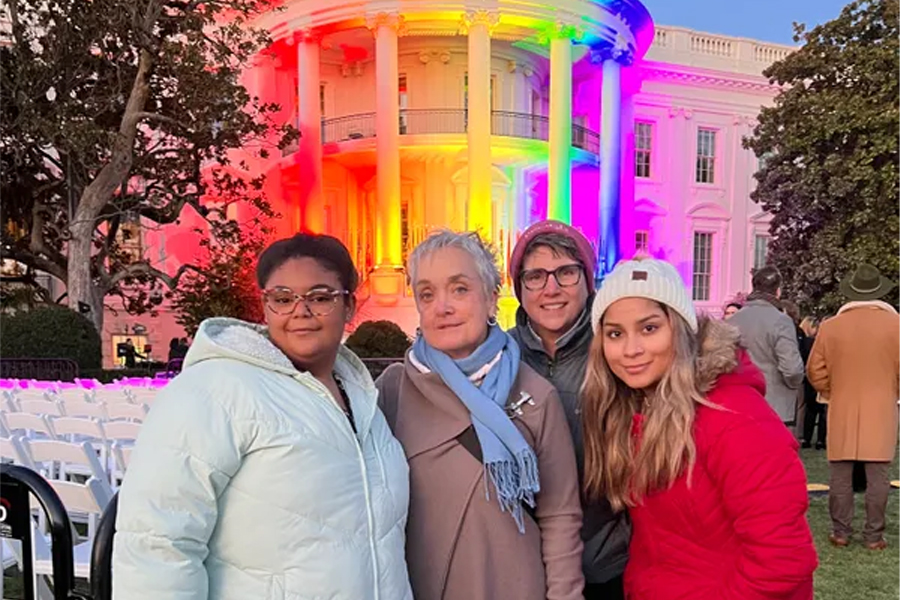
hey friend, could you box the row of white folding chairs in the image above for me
[2,434,132,494]
[1,412,140,447]
[0,437,113,583]
[3,394,149,422]
[5,384,159,407]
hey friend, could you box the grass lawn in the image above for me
[4,450,898,599]
[802,447,900,600]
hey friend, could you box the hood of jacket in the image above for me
[184,317,377,394]
[695,315,765,397]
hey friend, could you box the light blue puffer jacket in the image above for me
[112,318,412,600]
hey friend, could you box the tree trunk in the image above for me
[66,220,105,333]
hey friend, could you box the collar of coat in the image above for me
[837,300,898,315]
[694,315,743,394]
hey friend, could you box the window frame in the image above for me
[691,230,714,302]
[695,127,718,184]
[635,121,654,179]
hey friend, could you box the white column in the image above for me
[462,10,497,236]
[296,30,323,232]
[548,28,573,223]
[369,13,405,268]
[598,54,622,277]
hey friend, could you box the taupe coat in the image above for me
[376,358,584,600]
[807,303,900,462]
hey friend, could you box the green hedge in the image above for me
[0,305,102,370]
[345,320,411,359]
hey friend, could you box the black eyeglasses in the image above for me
[520,264,584,291]
[262,287,349,316]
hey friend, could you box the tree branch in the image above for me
[106,261,203,292]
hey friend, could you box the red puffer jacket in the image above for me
[624,319,817,600]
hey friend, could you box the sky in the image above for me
[641,0,851,45]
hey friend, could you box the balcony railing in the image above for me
[292,109,600,154]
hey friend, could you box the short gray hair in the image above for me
[407,230,501,300]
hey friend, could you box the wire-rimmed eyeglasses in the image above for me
[520,264,584,291]
[262,287,349,316]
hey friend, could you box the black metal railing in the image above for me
[0,358,79,381]
[322,113,378,144]
[572,123,601,154]
[491,110,550,141]
[286,110,600,153]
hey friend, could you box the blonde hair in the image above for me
[581,306,715,510]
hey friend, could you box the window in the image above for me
[696,128,717,184]
[463,73,496,111]
[635,122,653,178]
[319,83,326,116]
[753,235,769,271]
[692,232,713,301]
[634,230,649,252]
[401,196,410,265]
[116,212,142,264]
[398,74,408,134]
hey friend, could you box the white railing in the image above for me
[753,44,791,63]
[649,26,795,74]
[690,34,734,57]
[654,28,668,47]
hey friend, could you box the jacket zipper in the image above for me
[296,375,381,599]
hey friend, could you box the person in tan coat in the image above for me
[807,263,900,550]
[377,230,584,600]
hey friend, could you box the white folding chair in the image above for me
[1,412,57,440]
[16,399,64,417]
[51,417,108,445]
[50,387,93,404]
[106,402,148,422]
[59,400,109,421]
[125,388,158,406]
[111,441,134,486]
[32,477,112,580]
[103,421,141,443]
[19,439,114,500]
[92,388,133,404]
[0,435,33,467]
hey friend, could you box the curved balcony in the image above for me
[284,109,600,156]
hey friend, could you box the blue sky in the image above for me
[641,0,851,45]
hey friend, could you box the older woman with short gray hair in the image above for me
[377,230,584,600]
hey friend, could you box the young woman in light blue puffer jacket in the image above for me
[113,233,412,600]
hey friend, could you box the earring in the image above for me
[487,316,498,327]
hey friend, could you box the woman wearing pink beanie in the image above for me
[508,220,630,600]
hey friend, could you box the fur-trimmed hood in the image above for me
[695,315,760,395]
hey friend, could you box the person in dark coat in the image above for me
[798,317,826,449]
[507,220,629,600]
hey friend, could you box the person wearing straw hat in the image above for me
[807,263,899,551]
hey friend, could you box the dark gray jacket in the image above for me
[728,299,804,423]
[508,303,630,584]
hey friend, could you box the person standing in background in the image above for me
[807,263,899,550]
[728,267,805,424]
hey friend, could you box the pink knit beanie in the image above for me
[508,220,596,300]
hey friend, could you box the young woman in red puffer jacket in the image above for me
[581,258,817,600]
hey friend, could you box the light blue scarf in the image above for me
[412,324,540,533]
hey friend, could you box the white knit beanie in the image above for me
[591,258,698,333]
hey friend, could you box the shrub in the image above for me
[0,304,102,370]
[345,320,411,359]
